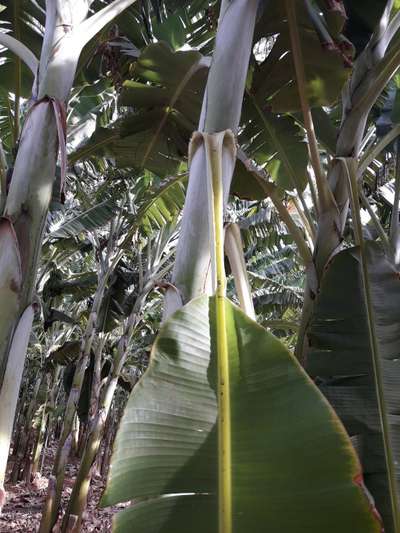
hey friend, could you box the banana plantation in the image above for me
[1,0,400,531]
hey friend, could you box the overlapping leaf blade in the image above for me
[71,43,207,176]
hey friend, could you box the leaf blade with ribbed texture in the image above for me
[307,242,400,533]
[102,296,381,533]
[49,200,116,239]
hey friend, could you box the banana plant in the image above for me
[305,157,400,533]
[62,223,176,531]
[293,0,400,357]
[40,213,125,532]
[0,0,143,506]
[102,1,383,531]
[102,119,381,533]
[277,3,400,529]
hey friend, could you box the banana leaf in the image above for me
[48,341,81,367]
[48,199,116,240]
[0,0,43,96]
[252,1,352,113]
[102,296,381,533]
[130,176,186,235]
[307,242,400,533]
[70,43,207,176]
[239,100,308,192]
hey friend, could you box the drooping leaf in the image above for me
[238,100,309,192]
[97,265,135,333]
[48,341,81,367]
[48,199,116,240]
[310,107,338,153]
[43,308,77,330]
[230,158,267,200]
[102,296,381,533]
[252,1,353,113]
[63,354,93,424]
[70,122,183,176]
[43,270,97,300]
[307,243,400,532]
[70,42,208,176]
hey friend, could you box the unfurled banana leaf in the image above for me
[48,341,81,367]
[120,176,186,244]
[70,123,182,177]
[119,42,206,120]
[102,296,381,533]
[252,1,352,113]
[48,199,116,240]
[307,242,400,533]
[132,176,186,235]
[70,43,208,176]
[239,99,308,192]
[115,1,215,53]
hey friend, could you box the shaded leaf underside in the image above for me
[103,296,380,533]
[307,242,400,533]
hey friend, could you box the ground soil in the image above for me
[0,443,126,532]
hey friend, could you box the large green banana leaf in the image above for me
[128,175,186,235]
[72,40,308,200]
[102,296,381,533]
[239,100,308,192]
[307,242,400,533]
[114,1,215,53]
[70,43,207,177]
[252,1,352,113]
[48,199,116,240]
